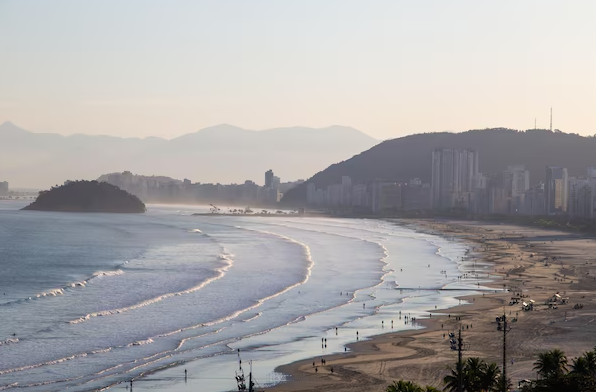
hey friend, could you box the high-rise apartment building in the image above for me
[502,165,530,213]
[264,170,274,188]
[431,148,479,209]
[341,176,352,206]
[568,178,595,219]
[545,166,568,214]
[351,184,368,207]
[306,183,316,205]
[0,181,8,196]
[506,165,530,198]
[522,184,546,215]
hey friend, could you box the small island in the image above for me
[22,180,146,213]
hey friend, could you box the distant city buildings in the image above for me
[0,181,8,196]
[305,176,431,214]
[522,184,546,216]
[425,148,595,219]
[431,148,479,210]
[545,166,568,214]
[265,170,274,188]
[78,152,596,221]
[99,170,303,207]
[568,177,595,219]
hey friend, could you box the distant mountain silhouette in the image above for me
[0,122,377,188]
[22,180,146,213]
[282,128,596,204]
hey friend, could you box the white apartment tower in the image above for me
[507,165,530,197]
[568,177,595,219]
[431,148,479,209]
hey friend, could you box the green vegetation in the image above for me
[443,358,502,392]
[521,348,596,392]
[385,348,596,392]
[22,180,146,213]
[386,380,440,392]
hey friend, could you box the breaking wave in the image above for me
[69,255,234,324]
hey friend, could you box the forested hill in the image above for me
[22,180,146,213]
[281,128,596,204]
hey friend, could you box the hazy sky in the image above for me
[1,0,594,139]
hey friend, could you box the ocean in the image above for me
[0,201,489,391]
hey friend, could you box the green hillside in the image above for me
[23,180,146,213]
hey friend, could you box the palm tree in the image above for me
[444,358,500,392]
[386,380,423,392]
[534,349,568,380]
[465,357,487,391]
[444,360,465,392]
[490,374,512,392]
[480,362,501,391]
[572,350,596,377]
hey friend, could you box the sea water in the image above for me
[0,201,490,391]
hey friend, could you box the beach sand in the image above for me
[266,220,596,391]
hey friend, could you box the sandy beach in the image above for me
[266,220,596,391]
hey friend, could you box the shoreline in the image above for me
[264,219,596,391]
[126,218,475,392]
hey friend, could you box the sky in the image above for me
[0,0,595,140]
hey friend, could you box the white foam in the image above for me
[92,270,124,278]
[0,338,19,346]
[242,312,262,322]
[128,338,154,347]
[69,254,234,324]
[34,288,64,298]
[62,270,124,292]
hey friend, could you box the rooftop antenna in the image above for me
[550,107,552,132]
[534,118,536,130]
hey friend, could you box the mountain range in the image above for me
[0,122,378,188]
[282,128,596,204]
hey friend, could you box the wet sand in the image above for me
[266,220,596,391]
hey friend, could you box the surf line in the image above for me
[68,254,234,324]
[236,227,315,285]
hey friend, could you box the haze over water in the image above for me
[0,201,489,391]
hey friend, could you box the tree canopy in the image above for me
[22,180,146,213]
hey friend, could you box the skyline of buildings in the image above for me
[3,147,596,220]
[303,148,595,220]
[99,170,302,207]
